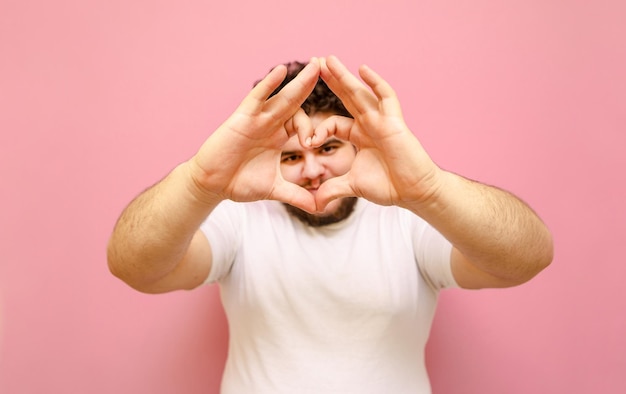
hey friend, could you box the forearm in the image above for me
[107,161,221,288]
[409,170,553,283]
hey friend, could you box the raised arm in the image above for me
[315,56,553,289]
[107,59,321,293]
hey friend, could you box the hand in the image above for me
[313,56,444,211]
[189,58,321,213]
[310,57,553,290]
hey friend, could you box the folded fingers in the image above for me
[311,115,356,146]
[285,108,314,147]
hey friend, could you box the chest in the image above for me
[222,219,435,329]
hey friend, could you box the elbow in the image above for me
[107,259,160,294]
[106,243,135,287]
[106,243,188,295]
[107,258,131,287]
[536,233,555,275]
[106,242,152,293]
[515,232,555,286]
[534,226,554,272]
[492,237,555,289]
[106,240,123,280]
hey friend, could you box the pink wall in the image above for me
[1,0,624,392]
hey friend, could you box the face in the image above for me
[280,112,357,226]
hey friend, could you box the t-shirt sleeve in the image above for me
[412,219,458,290]
[199,200,241,284]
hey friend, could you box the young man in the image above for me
[107,56,553,393]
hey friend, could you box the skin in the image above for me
[107,56,553,294]
[315,56,553,288]
[279,112,357,221]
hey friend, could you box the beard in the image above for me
[283,197,358,227]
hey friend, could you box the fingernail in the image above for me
[306,136,312,146]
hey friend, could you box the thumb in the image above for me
[270,179,317,213]
[314,174,355,213]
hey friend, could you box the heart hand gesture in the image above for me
[189,59,321,213]
[311,56,443,212]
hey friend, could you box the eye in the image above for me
[319,144,339,155]
[281,154,301,163]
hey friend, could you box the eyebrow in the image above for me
[320,138,343,147]
[280,150,298,158]
[281,138,344,158]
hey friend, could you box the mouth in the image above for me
[303,180,322,195]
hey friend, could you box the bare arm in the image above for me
[410,172,553,289]
[107,163,217,293]
[107,59,321,293]
[316,56,553,289]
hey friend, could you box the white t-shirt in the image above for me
[201,199,457,394]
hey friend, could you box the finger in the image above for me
[265,58,320,118]
[240,64,288,113]
[319,57,358,116]
[270,180,317,213]
[319,57,345,101]
[322,55,378,116]
[312,115,356,147]
[314,174,355,212]
[285,108,314,147]
[358,64,403,116]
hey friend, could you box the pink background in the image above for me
[1,0,624,393]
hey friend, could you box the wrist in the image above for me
[396,167,449,214]
[178,160,225,208]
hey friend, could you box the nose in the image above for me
[302,154,324,180]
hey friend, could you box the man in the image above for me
[107,56,553,393]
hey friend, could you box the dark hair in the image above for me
[257,61,352,118]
